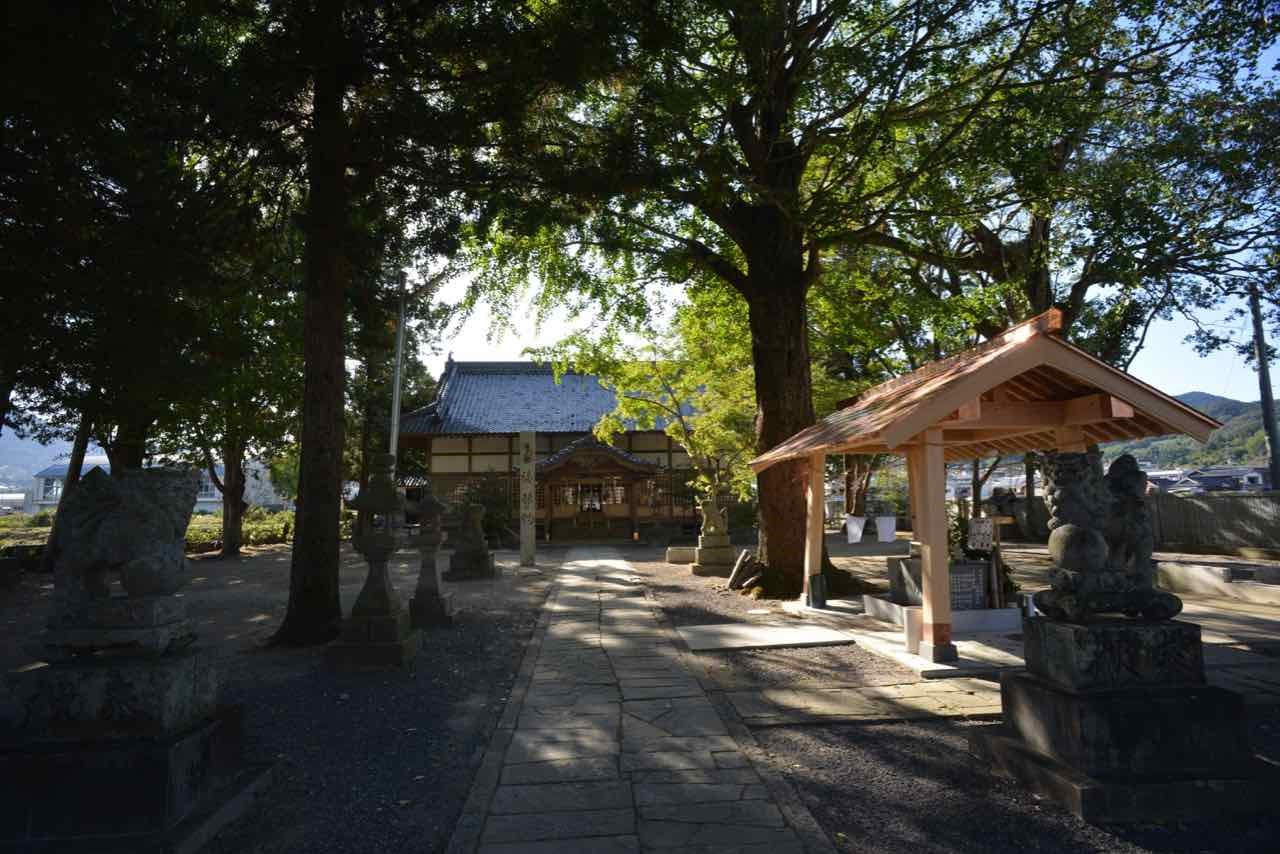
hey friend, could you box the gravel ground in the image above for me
[630,546,921,690]
[1,543,554,854]
[629,547,799,626]
[755,714,1280,854]
[700,644,920,690]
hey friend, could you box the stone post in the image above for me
[519,430,536,566]
[407,482,453,627]
[325,453,420,670]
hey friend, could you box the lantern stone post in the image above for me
[407,481,453,627]
[325,453,420,670]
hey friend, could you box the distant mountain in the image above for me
[1172,392,1257,423]
[0,430,83,491]
[1104,391,1276,469]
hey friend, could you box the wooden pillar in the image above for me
[914,428,957,662]
[518,431,536,566]
[803,452,827,608]
[907,450,922,540]
[628,480,639,540]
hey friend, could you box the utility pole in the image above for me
[1248,283,1280,490]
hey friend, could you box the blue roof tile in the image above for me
[401,361,624,435]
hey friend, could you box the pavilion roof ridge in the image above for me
[839,309,1064,409]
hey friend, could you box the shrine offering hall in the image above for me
[397,360,698,540]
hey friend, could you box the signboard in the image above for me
[950,561,988,611]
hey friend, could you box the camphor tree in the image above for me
[530,284,760,503]
[472,0,1087,582]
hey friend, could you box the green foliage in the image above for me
[29,511,53,528]
[456,480,515,545]
[268,448,301,503]
[184,511,293,554]
[0,514,33,530]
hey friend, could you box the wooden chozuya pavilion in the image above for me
[750,310,1221,662]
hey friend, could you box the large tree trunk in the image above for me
[743,261,815,588]
[107,415,151,472]
[274,6,347,645]
[40,414,92,574]
[843,455,875,516]
[219,439,248,559]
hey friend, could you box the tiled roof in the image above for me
[537,435,662,473]
[33,456,112,479]
[401,360,624,435]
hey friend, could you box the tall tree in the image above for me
[473,0,1068,580]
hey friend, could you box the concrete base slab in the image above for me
[863,594,1022,633]
[969,725,1279,824]
[675,623,854,652]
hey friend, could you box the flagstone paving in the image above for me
[452,547,820,853]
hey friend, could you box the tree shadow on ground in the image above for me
[759,719,1280,854]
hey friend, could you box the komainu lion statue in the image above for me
[48,467,199,624]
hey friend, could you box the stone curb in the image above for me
[640,585,838,854]
[444,581,556,854]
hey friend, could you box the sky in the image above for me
[422,276,1274,404]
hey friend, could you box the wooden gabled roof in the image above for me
[750,310,1221,472]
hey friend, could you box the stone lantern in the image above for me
[325,453,420,670]
[405,481,454,627]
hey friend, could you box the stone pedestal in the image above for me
[970,617,1276,823]
[325,611,420,671]
[409,547,454,628]
[445,549,496,580]
[691,533,734,577]
[0,650,263,851]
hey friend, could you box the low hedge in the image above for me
[185,511,294,554]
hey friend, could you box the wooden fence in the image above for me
[1147,491,1280,551]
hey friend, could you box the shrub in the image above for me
[0,513,33,530]
[29,510,53,527]
[184,510,295,553]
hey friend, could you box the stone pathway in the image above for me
[450,547,824,853]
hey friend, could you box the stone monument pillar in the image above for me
[691,498,733,577]
[325,454,421,670]
[443,503,497,580]
[970,452,1275,822]
[518,430,536,567]
[406,482,454,627]
[1,467,260,850]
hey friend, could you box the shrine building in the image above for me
[397,359,699,540]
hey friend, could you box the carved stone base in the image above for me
[971,618,1272,823]
[1000,671,1251,778]
[409,592,455,628]
[969,725,1277,824]
[34,595,195,659]
[691,544,735,577]
[444,550,496,580]
[0,707,264,852]
[3,647,217,740]
[325,612,420,671]
[1024,617,1204,692]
